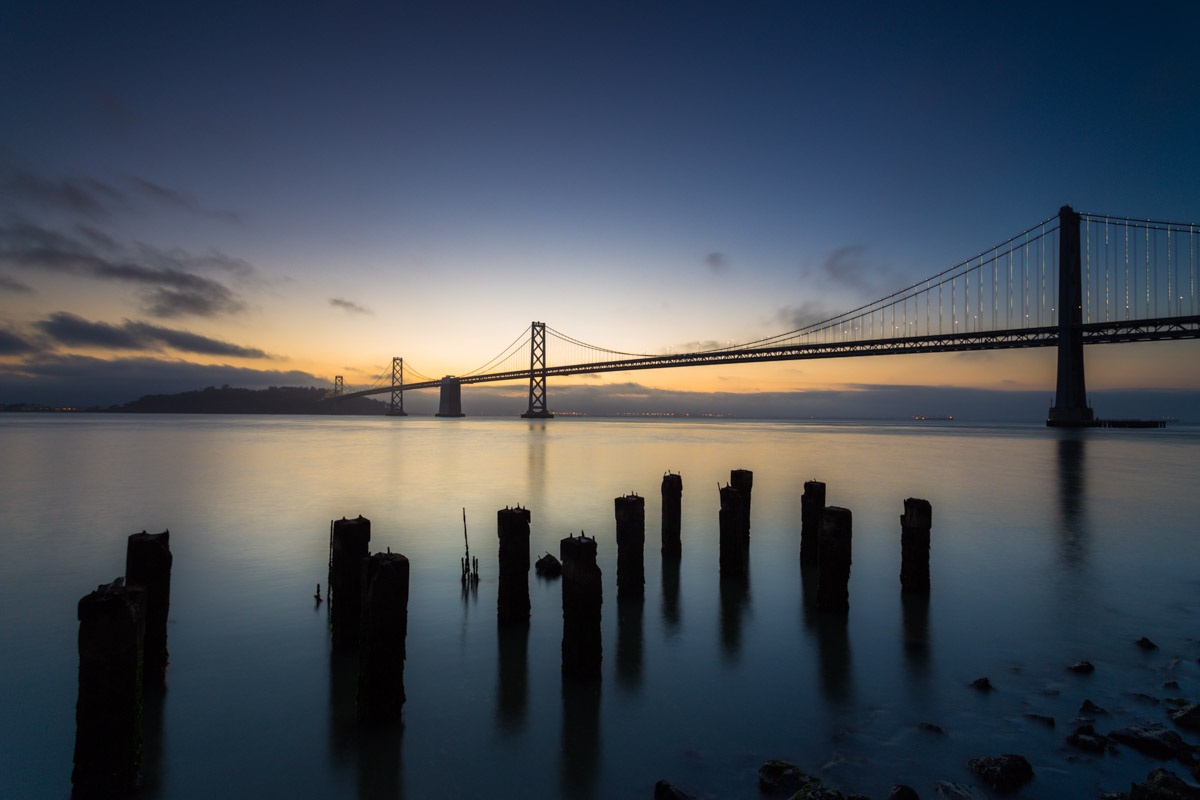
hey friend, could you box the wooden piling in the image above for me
[718,485,748,577]
[817,506,852,612]
[660,472,683,555]
[356,552,410,724]
[900,497,932,594]
[72,578,144,798]
[614,494,645,600]
[730,468,753,535]
[125,530,172,685]
[497,506,532,626]
[329,515,371,649]
[560,534,602,680]
[800,480,826,566]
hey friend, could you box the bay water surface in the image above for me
[2,414,1199,798]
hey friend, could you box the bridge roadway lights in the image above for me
[520,408,554,419]
[435,377,466,418]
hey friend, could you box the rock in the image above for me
[654,779,696,800]
[970,677,993,692]
[1127,767,1200,799]
[1137,637,1160,651]
[1110,724,1196,763]
[887,786,921,800]
[534,552,561,578]
[758,760,813,795]
[1081,699,1110,715]
[1024,713,1056,728]
[918,721,947,735]
[934,782,987,799]
[1164,681,1182,691]
[968,753,1034,792]
[794,785,845,800]
[1068,723,1112,753]
[1132,692,1163,706]
[1069,660,1096,674]
[1171,704,1200,732]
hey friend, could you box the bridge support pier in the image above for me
[1048,205,1095,427]
[521,321,553,419]
[436,377,466,418]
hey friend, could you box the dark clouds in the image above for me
[801,245,895,300]
[0,326,36,355]
[127,176,241,223]
[0,273,31,293]
[0,353,322,407]
[774,301,835,331]
[3,167,125,218]
[330,297,372,315]
[0,219,248,318]
[34,312,269,358]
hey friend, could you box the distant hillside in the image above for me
[112,385,388,415]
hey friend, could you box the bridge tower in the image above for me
[387,357,407,416]
[1047,205,1095,427]
[332,375,344,415]
[521,321,553,419]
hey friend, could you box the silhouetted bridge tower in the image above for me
[335,205,1199,422]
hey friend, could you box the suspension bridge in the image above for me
[332,206,1200,426]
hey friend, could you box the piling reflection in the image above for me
[496,624,530,733]
[1055,431,1087,569]
[660,554,681,634]
[328,647,405,800]
[616,596,644,690]
[719,571,751,660]
[801,564,852,707]
[901,592,931,689]
[559,679,601,800]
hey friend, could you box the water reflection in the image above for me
[1055,431,1088,570]
[660,554,681,634]
[496,624,529,733]
[718,571,751,660]
[901,592,931,689]
[801,565,853,707]
[560,679,601,800]
[616,597,644,690]
[328,648,405,799]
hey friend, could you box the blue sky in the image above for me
[2,2,1198,413]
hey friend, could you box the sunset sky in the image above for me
[2,2,1199,414]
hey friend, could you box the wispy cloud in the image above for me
[0,273,32,294]
[704,252,730,274]
[330,297,372,315]
[774,300,835,331]
[2,167,126,217]
[35,312,270,358]
[813,245,893,298]
[127,176,242,224]
[0,219,249,318]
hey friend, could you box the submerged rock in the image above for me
[1127,767,1200,799]
[967,753,1034,791]
[1068,723,1112,753]
[1137,637,1160,651]
[1110,724,1196,763]
[1024,713,1056,728]
[918,721,947,735]
[757,760,813,795]
[1170,704,1200,732]
[1080,699,1110,716]
[934,782,987,799]
[887,786,921,800]
[1069,660,1097,674]
[969,677,993,692]
[654,779,696,800]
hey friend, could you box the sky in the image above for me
[2,2,1199,417]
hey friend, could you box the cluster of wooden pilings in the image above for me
[72,531,172,799]
[326,515,411,725]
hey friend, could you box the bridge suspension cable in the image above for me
[459,327,532,377]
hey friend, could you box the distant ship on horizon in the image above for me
[912,414,953,421]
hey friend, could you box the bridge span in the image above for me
[335,207,1200,425]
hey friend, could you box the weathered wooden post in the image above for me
[329,515,371,649]
[800,480,826,566]
[72,578,144,798]
[660,472,683,555]
[817,507,852,612]
[497,506,532,626]
[356,552,409,724]
[614,493,645,600]
[561,534,602,680]
[125,530,172,685]
[900,498,932,594]
[730,468,753,536]
[718,484,747,577]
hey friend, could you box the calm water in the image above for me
[2,414,1199,799]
